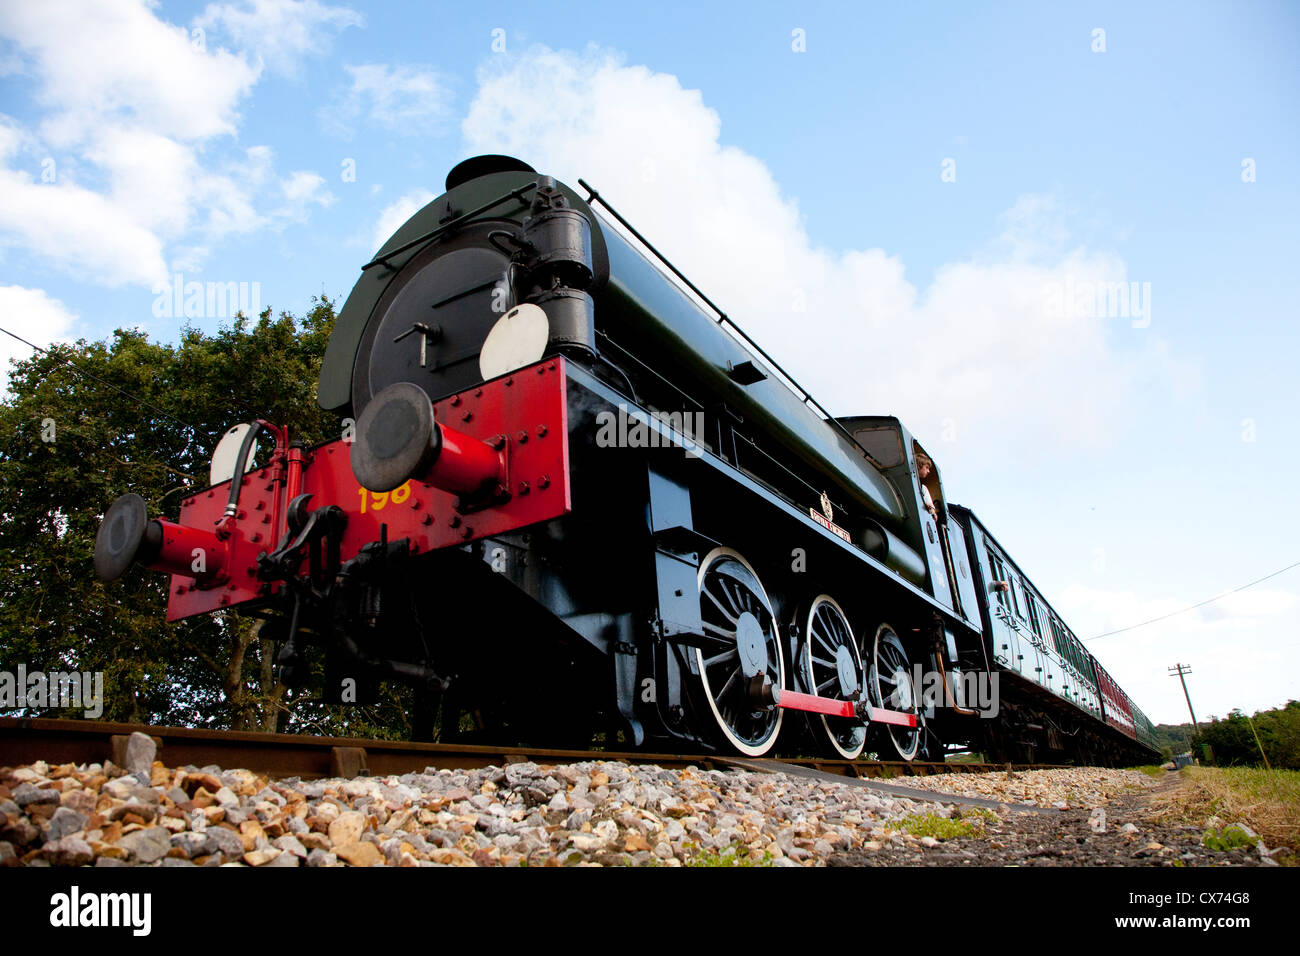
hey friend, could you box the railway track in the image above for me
[0,717,1068,782]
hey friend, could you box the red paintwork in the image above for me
[164,359,572,622]
[1094,663,1136,739]
[143,519,227,579]
[165,474,282,621]
[428,419,504,494]
[775,688,918,728]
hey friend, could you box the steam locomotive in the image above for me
[94,155,1158,765]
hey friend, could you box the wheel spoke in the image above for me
[812,628,838,656]
[817,608,843,645]
[873,628,920,760]
[718,578,745,617]
[700,620,736,641]
[716,665,740,701]
[703,587,738,624]
[827,613,846,643]
[733,581,755,617]
[704,648,738,669]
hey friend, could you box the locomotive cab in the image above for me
[839,416,983,632]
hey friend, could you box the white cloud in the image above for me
[0,165,169,286]
[84,127,202,235]
[323,63,452,138]
[196,0,362,77]
[1059,581,1300,722]
[463,47,1195,459]
[0,285,79,389]
[277,170,337,221]
[1064,583,1299,640]
[0,0,339,288]
[0,0,257,146]
[0,114,32,160]
[371,188,436,254]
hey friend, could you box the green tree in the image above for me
[1153,722,1194,756]
[0,301,381,732]
[1193,701,1300,770]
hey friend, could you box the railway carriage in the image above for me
[94,156,1157,765]
[948,505,1158,763]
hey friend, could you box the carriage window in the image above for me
[1050,619,1066,658]
[987,549,1009,607]
[1025,593,1043,638]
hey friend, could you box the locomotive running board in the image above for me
[774,688,917,728]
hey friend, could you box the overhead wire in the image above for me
[1086,560,1300,641]
[0,323,203,433]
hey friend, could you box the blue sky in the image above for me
[2,1,1297,724]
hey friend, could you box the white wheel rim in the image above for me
[873,624,920,761]
[803,595,866,760]
[693,547,785,757]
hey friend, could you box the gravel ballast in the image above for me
[0,733,1274,867]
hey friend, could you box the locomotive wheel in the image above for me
[801,595,866,759]
[870,624,921,761]
[694,548,785,757]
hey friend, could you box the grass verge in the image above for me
[897,809,992,840]
[683,841,773,867]
[1154,766,1300,856]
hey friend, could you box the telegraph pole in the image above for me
[1168,663,1200,735]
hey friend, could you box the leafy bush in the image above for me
[1193,702,1300,770]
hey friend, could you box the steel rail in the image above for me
[0,717,1069,782]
